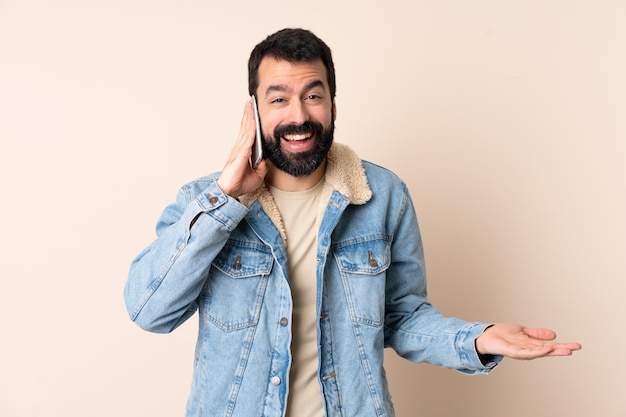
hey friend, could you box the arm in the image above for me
[383,182,496,374]
[123,101,268,333]
[123,180,249,333]
[383,184,581,368]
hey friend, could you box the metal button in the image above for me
[368,250,378,268]
[233,255,242,270]
[271,376,281,386]
[209,196,219,204]
[279,317,288,326]
[322,372,337,381]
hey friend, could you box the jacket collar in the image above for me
[240,142,372,207]
[238,143,372,246]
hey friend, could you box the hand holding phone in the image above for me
[216,98,266,198]
[250,95,263,169]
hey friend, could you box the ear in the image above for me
[332,100,337,121]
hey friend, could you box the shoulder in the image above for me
[361,160,409,194]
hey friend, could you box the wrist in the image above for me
[475,324,495,356]
[216,178,238,199]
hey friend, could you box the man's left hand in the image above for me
[475,323,582,360]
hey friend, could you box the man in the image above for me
[124,28,581,417]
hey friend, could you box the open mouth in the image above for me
[282,132,312,142]
[273,121,322,152]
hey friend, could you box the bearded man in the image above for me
[124,28,581,417]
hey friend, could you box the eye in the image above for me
[271,97,285,104]
[305,94,322,101]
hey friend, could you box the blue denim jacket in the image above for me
[124,143,499,417]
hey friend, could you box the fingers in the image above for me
[216,100,266,198]
[237,100,256,147]
[522,327,582,354]
[522,327,557,341]
[227,101,255,162]
[518,327,581,358]
[544,341,582,356]
[509,331,582,359]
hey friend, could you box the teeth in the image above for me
[283,133,311,141]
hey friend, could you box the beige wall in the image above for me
[1,1,623,416]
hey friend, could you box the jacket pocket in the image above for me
[205,241,273,331]
[333,237,390,327]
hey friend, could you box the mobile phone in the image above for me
[250,95,263,169]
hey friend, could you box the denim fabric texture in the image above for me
[124,143,499,417]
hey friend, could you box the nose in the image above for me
[286,100,309,125]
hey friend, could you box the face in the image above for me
[255,58,336,177]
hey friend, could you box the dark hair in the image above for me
[248,28,336,99]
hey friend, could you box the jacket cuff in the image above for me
[193,181,249,231]
[457,322,503,374]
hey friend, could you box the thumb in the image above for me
[523,327,557,341]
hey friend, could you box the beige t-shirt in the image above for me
[269,179,325,417]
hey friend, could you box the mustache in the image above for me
[273,121,324,138]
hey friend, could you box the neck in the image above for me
[265,160,326,192]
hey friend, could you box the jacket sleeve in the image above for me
[123,178,249,333]
[383,182,501,374]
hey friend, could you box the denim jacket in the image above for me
[124,143,499,417]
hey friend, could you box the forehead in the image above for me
[257,58,328,97]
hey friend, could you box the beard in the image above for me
[261,119,334,177]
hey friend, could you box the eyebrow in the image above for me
[264,79,326,97]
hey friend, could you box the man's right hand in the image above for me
[216,101,268,199]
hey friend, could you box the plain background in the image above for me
[1,1,623,416]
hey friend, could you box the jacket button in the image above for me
[368,250,378,268]
[271,376,281,386]
[279,317,288,326]
[206,193,219,204]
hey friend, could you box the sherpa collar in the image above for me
[238,142,372,245]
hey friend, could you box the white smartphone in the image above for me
[250,95,263,169]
